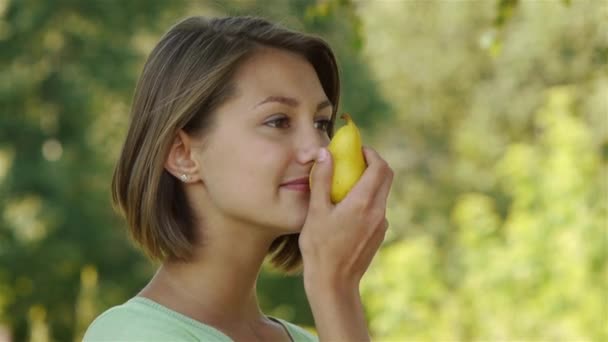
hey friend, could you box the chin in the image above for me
[268,198,309,233]
[280,214,307,234]
[285,224,304,234]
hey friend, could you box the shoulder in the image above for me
[83,298,227,342]
[274,318,319,342]
[83,300,195,342]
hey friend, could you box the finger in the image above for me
[373,163,394,210]
[309,147,333,210]
[344,147,389,203]
[357,218,389,273]
[370,218,389,252]
[371,218,389,250]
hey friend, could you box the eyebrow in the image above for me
[254,96,332,112]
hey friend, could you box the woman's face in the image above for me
[192,47,333,235]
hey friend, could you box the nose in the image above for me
[294,124,329,165]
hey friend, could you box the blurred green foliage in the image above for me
[0,0,606,341]
[360,1,607,341]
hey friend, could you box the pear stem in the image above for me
[340,113,352,123]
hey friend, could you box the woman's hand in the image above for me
[299,146,394,286]
[298,146,393,342]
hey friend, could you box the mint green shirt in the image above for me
[83,297,318,342]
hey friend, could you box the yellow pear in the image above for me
[311,113,367,203]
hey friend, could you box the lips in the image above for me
[281,177,310,191]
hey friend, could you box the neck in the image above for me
[139,220,279,327]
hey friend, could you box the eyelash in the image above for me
[265,116,331,132]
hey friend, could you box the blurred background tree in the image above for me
[360,0,607,341]
[0,1,190,341]
[0,0,605,341]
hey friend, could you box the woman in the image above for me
[84,15,393,342]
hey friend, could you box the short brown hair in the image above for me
[111,16,340,273]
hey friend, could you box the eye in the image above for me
[264,116,290,129]
[314,119,332,132]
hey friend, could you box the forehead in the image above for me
[230,47,328,105]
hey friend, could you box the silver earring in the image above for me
[180,174,188,182]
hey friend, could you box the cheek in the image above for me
[243,140,290,191]
[203,137,289,201]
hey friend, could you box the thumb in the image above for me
[309,147,333,209]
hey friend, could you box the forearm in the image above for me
[305,276,371,342]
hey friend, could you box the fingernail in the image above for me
[318,148,327,162]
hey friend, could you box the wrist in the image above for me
[303,273,370,342]
[304,271,361,308]
[303,266,360,293]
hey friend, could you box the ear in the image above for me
[165,130,201,183]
